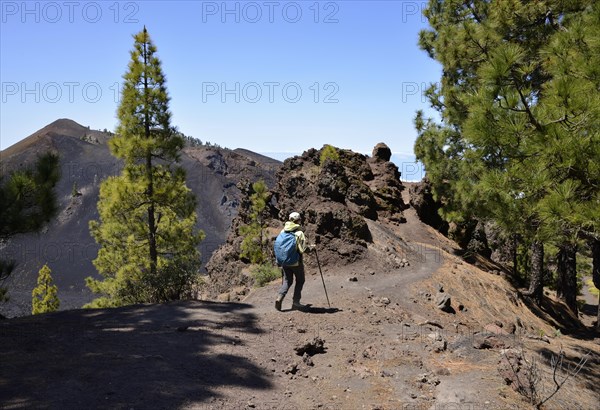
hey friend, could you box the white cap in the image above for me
[289,212,301,222]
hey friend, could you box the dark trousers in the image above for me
[278,264,305,303]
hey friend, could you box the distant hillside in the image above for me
[0,119,280,317]
[233,148,283,170]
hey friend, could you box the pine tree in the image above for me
[415,0,598,313]
[240,180,270,264]
[592,239,600,331]
[0,153,60,237]
[87,28,204,307]
[0,153,59,302]
[32,264,59,314]
[71,181,80,197]
[527,240,544,305]
[535,2,600,312]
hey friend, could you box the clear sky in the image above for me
[0,0,440,160]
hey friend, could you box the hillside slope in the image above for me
[0,119,280,317]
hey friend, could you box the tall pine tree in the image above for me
[536,2,600,314]
[87,28,204,307]
[415,0,597,313]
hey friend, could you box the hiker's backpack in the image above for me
[274,231,300,266]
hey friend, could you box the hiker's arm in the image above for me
[296,231,307,253]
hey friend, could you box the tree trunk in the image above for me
[557,243,578,314]
[526,240,544,305]
[591,239,600,331]
[512,234,519,277]
[597,293,600,333]
[143,32,157,279]
[147,154,157,277]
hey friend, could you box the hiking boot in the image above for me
[292,301,309,312]
[275,295,284,311]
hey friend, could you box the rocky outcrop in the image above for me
[372,143,392,162]
[486,223,517,267]
[365,144,407,223]
[206,143,407,297]
[409,178,493,259]
[447,220,492,259]
[408,177,448,235]
[465,220,492,258]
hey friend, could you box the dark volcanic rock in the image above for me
[435,292,452,312]
[466,220,492,259]
[346,182,378,220]
[447,219,492,259]
[206,143,407,297]
[310,206,371,243]
[372,143,392,162]
[409,178,448,235]
[366,155,407,223]
[317,160,349,203]
[294,337,326,356]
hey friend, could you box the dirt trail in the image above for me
[232,187,493,410]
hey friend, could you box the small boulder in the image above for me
[372,143,392,162]
[484,323,509,336]
[435,292,452,312]
[433,340,447,353]
[285,363,299,375]
[473,335,506,350]
[294,337,326,356]
[427,332,443,342]
[302,353,314,366]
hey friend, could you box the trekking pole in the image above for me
[313,246,331,308]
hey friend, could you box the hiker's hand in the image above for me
[307,244,316,252]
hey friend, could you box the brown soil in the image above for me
[1,187,599,410]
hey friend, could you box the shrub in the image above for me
[320,144,340,165]
[239,180,270,264]
[32,264,59,314]
[71,181,81,197]
[251,263,281,287]
[240,223,265,264]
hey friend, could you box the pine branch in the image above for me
[515,86,543,132]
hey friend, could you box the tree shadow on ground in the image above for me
[581,302,597,318]
[521,295,599,340]
[532,345,600,395]
[0,300,272,409]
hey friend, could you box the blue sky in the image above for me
[1,1,440,164]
